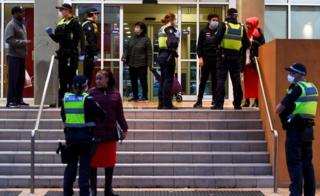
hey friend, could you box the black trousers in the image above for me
[129,66,148,99]
[215,56,243,107]
[7,56,25,104]
[286,126,315,196]
[158,51,176,108]
[197,56,217,102]
[90,167,115,194]
[63,141,92,196]
[84,54,95,87]
[57,50,79,105]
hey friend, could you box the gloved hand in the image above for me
[45,27,53,36]
[93,56,98,62]
[79,55,85,61]
[174,30,180,38]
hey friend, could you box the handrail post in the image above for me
[30,55,55,194]
[255,57,278,193]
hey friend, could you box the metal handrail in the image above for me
[30,55,55,193]
[254,57,278,193]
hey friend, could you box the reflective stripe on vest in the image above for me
[158,24,169,49]
[289,81,318,119]
[63,92,96,128]
[220,22,243,51]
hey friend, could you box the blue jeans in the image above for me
[285,126,315,196]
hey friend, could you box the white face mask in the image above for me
[288,74,295,84]
[58,11,63,18]
[209,21,219,30]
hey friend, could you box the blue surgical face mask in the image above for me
[288,74,295,84]
[209,21,219,30]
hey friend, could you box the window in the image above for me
[264,6,288,42]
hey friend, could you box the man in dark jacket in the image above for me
[45,3,85,106]
[4,6,31,108]
[82,8,99,87]
[194,13,220,108]
[212,8,250,110]
[122,22,153,101]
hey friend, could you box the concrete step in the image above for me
[0,163,272,176]
[0,129,266,141]
[0,108,260,120]
[0,119,262,130]
[0,175,274,188]
[0,151,270,164]
[0,140,268,152]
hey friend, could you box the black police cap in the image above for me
[56,3,73,12]
[11,6,24,15]
[87,8,99,15]
[285,63,307,76]
[227,8,238,16]
[73,75,88,88]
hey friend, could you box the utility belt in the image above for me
[219,48,241,58]
[159,48,178,63]
[56,48,78,58]
[286,116,315,129]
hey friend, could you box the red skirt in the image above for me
[243,65,259,99]
[91,141,117,168]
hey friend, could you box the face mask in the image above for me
[287,74,295,84]
[58,11,63,18]
[209,21,219,30]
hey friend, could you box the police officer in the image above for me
[45,3,85,106]
[212,8,250,110]
[194,13,220,108]
[158,13,180,109]
[61,75,105,196]
[276,63,318,196]
[82,8,99,87]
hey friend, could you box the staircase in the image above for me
[0,108,273,188]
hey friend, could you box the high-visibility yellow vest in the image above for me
[55,17,75,41]
[289,81,318,119]
[158,24,170,49]
[63,92,95,128]
[221,22,243,51]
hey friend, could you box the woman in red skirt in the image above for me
[243,17,265,107]
[89,70,128,196]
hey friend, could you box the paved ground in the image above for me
[1,188,320,196]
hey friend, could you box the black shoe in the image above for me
[6,103,19,108]
[105,191,118,196]
[242,99,250,107]
[128,97,139,102]
[193,101,202,108]
[211,100,215,106]
[91,190,97,196]
[163,105,178,110]
[251,99,259,107]
[139,97,148,102]
[234,105,242,110]
[18,102,29,106]
[211,105,223,110]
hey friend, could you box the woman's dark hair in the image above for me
[161,13,176,24]
[135,22,147,36]
[207,13,219,21]
[97,69,116,89]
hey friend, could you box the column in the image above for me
[237,0,265,29]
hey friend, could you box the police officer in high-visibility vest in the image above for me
[82,8,99,87]
[212,8,250,110]
[61,75,105,196]
[45,3,85,106]
[157,13,180,109]
[276,63,318,196]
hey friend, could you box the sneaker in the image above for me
[193,101,202,108]
[128,97,139,102]
[6,102,20,108]
[242,99,250,107]
[211,105,223,110]
[251,99,259,107]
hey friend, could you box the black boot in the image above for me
[104,167,118,196]
[90,168,98,196]
[193,101,202,108]
[242,99,250,107]
[251,98,259,107]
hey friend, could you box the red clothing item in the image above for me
[243,65,258,99]
[246,17,260,38]
[91,142,117,168]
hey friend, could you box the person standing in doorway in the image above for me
[194,13,220,108]
[82,8,99,87]
[242,17,265,108]
[157,13,180,109]
[5,6,31,108]
[122,22,152,102]
[212,8,250,110]
[276,63,318,196]
[45,3,84,106]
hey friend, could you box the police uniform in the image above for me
[213,11,250,110]
[61,76,105,196]
[279,64,318,196]
[157,24,179,109]
[82,10,99,86]
[49,6,84,106]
